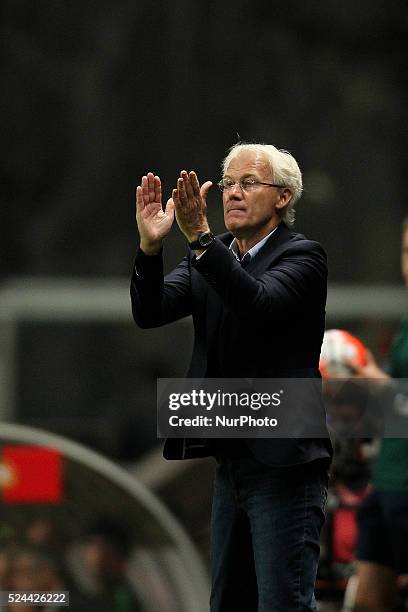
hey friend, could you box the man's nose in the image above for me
[228,183,244,197]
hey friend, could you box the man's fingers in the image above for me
[186,171,212,201]
[141,172,161,206]
[141,175,148,201]
[179,170,212,203]
[154,175,162,204]
[147,172,156,203]
[136,186,144,214]
[177,177,188,204]
[180,170,194,199]
[172,188,180,207]
[189,171,201,197]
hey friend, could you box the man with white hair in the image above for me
[131,142,332,611]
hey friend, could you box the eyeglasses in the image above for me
[217,178,284,192]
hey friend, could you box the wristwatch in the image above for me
[188,231,215,250]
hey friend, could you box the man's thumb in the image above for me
[200,181,213,199]
[165,198,175,216]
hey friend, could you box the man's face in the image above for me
[222,150,288,239]
[402,226,408,287]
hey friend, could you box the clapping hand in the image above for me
[136,173,175,255]
[171,170,213,243]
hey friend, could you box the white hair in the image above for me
[222,142,303,226]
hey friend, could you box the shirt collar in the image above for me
[229,226,279,263]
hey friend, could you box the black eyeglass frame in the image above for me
[217,179,285,192]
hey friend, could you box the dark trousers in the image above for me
[357,488,408,573]
[210,456,328,612]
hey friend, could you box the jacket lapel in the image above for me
[244,223,301,275]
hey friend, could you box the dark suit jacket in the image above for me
[131,223,332,466]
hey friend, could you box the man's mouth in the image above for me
[226,206,246,213]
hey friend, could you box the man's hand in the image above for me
[347,349,390,381]
[136,173,175,255]
[171,170,213,242]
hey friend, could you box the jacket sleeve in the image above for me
[192,238,327,322]
[130,248,192,328]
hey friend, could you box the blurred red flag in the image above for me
[1,446,63,504]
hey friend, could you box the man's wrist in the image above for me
[188,230,214,250]
[184,225,210,243]
[139,240,162,256]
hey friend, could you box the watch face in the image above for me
[199,233,213,247]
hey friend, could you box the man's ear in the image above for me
[275,188,292,210]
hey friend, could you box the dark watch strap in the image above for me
[188,232,215,250]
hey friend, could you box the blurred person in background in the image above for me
[345,218,408,612]
[131,143,332,611]
[24,515,66,559]
[69,520,142,612]
[7,544,66,611]
[25,517,55,547]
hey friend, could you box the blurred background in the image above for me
[0,1,407,609]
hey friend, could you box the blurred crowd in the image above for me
[0,515,142,612]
